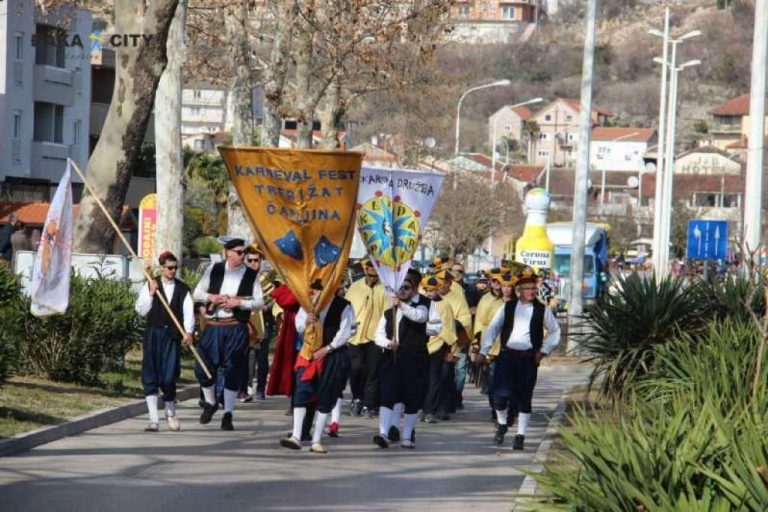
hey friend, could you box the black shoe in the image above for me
[456,396,464,409]
[200,402,219,424]
[513,434,525,450]
[388,425,401,442]
[373,434,389,448]
[411,429,416,443]
[221,412,234,431]
[257,390,266,401]
[494,424,508,446]
[440,414,450,421]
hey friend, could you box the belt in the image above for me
[501,348,536,357]
[205,318,242,327]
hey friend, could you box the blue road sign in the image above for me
[686,220,728,260]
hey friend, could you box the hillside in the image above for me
[351,0,755,159]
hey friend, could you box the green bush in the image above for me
[192,236,221,257]
[577,272,706,399]
[533,320,768,511]
[0,266,23,382]
[15,273,143,384]
[695,274,766,325]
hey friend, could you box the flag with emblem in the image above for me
[30,159,74,317]
[356,166,445,295]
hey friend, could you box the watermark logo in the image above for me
[32,29,153,56]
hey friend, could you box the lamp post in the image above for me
[453,79,512,191]
[488,97,544,256]
[649,26,701,277]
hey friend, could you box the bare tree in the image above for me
[154,0,188,261]
[74,0,180,253]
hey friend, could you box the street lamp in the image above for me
[488,96,544,256]
[453,79,512,191]
[648,23,701,277]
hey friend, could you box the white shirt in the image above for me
[480,300,560,356]
[193,262,264,319]
[295,302,355,350]
[135,278,195,334]
[374,296,442,349]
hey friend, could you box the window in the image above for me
[458,4,470,17]
[568,133,577,141]
[539,132,549,140]
[538,149,550,157]
[15,33,24,61]
[193,90,202,99]
[565,114,573,123]
[73,120,82,146]
[13,112,23,139]
[504,124,512,132]
[35,25,66,68]
[544,114,552,122]
[500,4,516,19]
[693,192,741,208]
[194,139,204,149]
[598,146,610,155]
[33,102,64,143]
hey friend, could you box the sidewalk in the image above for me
[0,361,590,512]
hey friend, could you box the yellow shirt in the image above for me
[443,282,472,332]
[345,278,389,345]
[474,293,505,357]
[427,298,457,354]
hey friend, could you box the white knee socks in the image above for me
[331,398,342,424]
[379,406,393,436]
[165,400,176,417]
[292,407,307,440]
[146,395,159,424]
[517,412,530,435]
[223,389,238,414]
[403,413,418,441]
[495,408,508,426]
[391,402,404,431]
[201,386,216,406]
[313,412,328,444]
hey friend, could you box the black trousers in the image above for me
[348,341,381,409]
[245,323,273,393]
[490,349,538,416]
[423,345,454,415]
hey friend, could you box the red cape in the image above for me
[266,284,300,396]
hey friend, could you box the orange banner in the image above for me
[219,147,362,336]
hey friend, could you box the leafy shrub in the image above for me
[577,272,706,399]
[694,274,766,325]
[0,266,23,382]
[193,236,221,257]
[15,273,143,384]
[533,321,768,511]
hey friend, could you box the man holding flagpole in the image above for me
[31,159,74,317]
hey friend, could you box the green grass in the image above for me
[0,349,197,439]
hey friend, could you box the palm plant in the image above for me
[575,272,706,399]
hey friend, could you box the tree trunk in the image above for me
[153,0,187,262]
[261,3,294,147]
[73,0,180,254]
[319,76,343,150]
[293,9,316,150]
[225,0,253,240]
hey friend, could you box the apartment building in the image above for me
[0,0,92,201]
[450,0,544,44]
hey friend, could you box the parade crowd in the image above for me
[135,238,560,454]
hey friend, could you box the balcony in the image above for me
[33,65,74,105]
[709,123,742,134]
[31,141,70,181]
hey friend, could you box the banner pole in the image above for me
[69,159,212,380]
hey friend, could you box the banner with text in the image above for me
[138,193,157,264]
[219,146,362,321]
[357,166,445,295]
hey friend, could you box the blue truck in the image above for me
[545,222,610,312]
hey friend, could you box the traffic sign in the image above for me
[686,219,727,260]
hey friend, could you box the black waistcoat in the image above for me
[499,298,546,351]
[147,277,189,340]
[322,296,350,347]
[206,262,258,323]
[384,294,431,355]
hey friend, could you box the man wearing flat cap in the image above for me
[193,237,264,430]
[477,267,560,450]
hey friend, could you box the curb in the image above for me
[0,386,199,457]
[512,388,571,509]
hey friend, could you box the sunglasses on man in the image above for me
[229,249,246,256]
[163,265,178,271]
[246,257,260,264]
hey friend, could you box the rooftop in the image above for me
[591,127,656,142]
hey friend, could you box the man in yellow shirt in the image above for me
[436,267,471,412]
[345,259,389,418]
[422,275,457,423]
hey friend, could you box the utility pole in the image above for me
[567,0,598,352]
[651,6,670,281]
[744,0,768,253]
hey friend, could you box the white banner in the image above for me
[30,159,74,316]
[357,166,445,295]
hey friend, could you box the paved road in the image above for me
[0,361,589,512]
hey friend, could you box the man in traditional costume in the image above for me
[422,275,457,424]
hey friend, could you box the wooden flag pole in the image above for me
[69,159,212,379]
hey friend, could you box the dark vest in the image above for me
[147,277,190,340]
[499,298,546,351]
[206,262,258,323]
[322,296,351,347]
[384,294,431,355]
